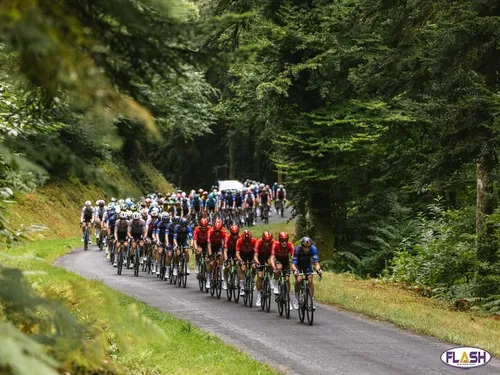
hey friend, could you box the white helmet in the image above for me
[181,192,186,198]
[125,198,132,204]
[115,207,121,214]
[151,208,159,217]
[279,184,284,189]
[132,212,141,220]
[119,212,127,219]
[151,201,158,207]
[85,200,91,206]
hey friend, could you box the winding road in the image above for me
[57,209,499,375]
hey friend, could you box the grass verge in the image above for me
[1,239,277,375]
[315,273,500,356]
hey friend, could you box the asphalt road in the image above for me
[57,209,499,375]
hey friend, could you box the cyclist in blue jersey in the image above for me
[164,215,177,279]
[291,236,323,310]
[173,217,193,276]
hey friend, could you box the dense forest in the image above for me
[1,0,500,354]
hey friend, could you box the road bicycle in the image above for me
[142,239,153,274]
[275,199,285,217]
[176,246,189,288]
[210,252,223,299]
[82,221,91,251]
[159,245,167,281]
[296,271,322,326]
[197,251,209,293]
[132,239,143,277]
[116,240,128,276]
[108,234,115,264]
[275,269,291,319]
[260,204,270,224]
[256,264,272,313]
[242,260,254,308]
[226,258,239,302]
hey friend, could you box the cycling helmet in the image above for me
[96,200,104,206]
[151,201,158,208]
[132,212,141,220]
[203,191,208,196]
[265,185,269,189]
[145,198,151,204]
[235,191,241,196]
[213,219,223,231]
[111,197,117,202]
[194,193,199,199]
[200,218,208,228]
[229,225,239,236]
[115,207,121,214]
[180,218,188,227]
[107,202,115,210]
[242,230,252,241]
[247,189,252,194]
[262,231,273,241]
[161,212,170,222]
[208,192,214,199]
[181,192,186,198]
[151,208,159,217]
[157,193,163,198]
[118,199,125,205]
[119,212,127,219]
[157,198,164,205]
[85,200,92,206]
[121,204,127,211]
[278,231,289,241]
[130,204,137,212]
[279,184,284,189]
[300,236,312,247]
[189,194,193,199]
[125,198,132,204]
[198,188,203,194]
[274,182,278,186]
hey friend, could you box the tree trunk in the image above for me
[476,151,497,264]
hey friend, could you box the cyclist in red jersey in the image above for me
[223,224,240,290]
[271,231,294,304]
[207,219,227,289]
[254,231,275,307]
[236,230,256,296]
[193,218,210,274]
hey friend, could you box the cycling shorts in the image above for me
[239,252,254,264]
[275,257,290,272]
[295,263,313,276]
[258,254,271,266]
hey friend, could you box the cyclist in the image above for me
[271,231,294,301]
[291,236,323,310]
[234,191,244,224]
[254,231,274,307]
[153,212,170,276]
[206,192,217,222]
[181,196,190,218]
[223,224,240,290]
[94,200,107,245]
[173,217,193,276]
[275,184,287,214]
[145,208,159,267]
[80,200,95,244]
[243,190,255,225]
[165,216,178,279]
[190,193,203,218]
[127,212,146,268]
[206,219,226,289]
[193,218,210,274]
[113,212,129,267]
[259,187,271,221]
[236,229,256,296]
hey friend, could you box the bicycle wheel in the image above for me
[284,281,291,319]
[134,249,140,277]
[159,252,166,281]
[110,242,115,264]
[227,269,233,301]
[126,245,131,269]
[277,279,284,316]
[198,260,205,292]
[210,267,216,297]
[233,271,241,303]
[181,257,187,288]
[99,233,104,251]
[169,262,174,284]
[83,227,89,251]
[260,279,266,311]
[216,266,222,299]
[117,249,123,275]
[243,270,249,306]
[306,285,314,326]
[265,276,272,312]
[298,286,305,322]
[248,272,254,308]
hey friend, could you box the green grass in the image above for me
[250,218,295,241]
[1,239,277,375]
[315,273,500,356]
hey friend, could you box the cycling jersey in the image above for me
[145,217,158,238]
[107,211,116,230]
[260,191,269,204]
[114,219,129,241]
[292,245,319,274]
[254,239,274,264]
[193,226,210,245]
[128,219,145,240]
[244,194,254,207]
[225,194,234,207]
[96,206,106,220]
[208,228,227,251]
[82,206,94,222]
[165,222,175,247]
[234,195,243,208]
[271,241,294,259]
[154,220,169,244]
[206,196,217,208]
[174,225,193,247]
[181,199,190,215]
[236,237,256,262]
[191,197,202,211]
[277,188,285,200]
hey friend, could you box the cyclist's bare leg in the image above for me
[308,274,314,296]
